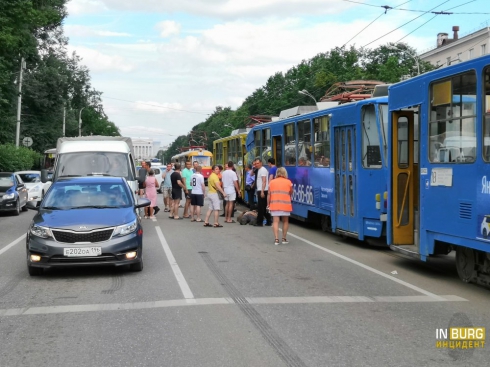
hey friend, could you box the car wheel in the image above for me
[13,199,20,216]
[28,264,44,276]
[129,259,143,272]
[484,228,488,238]
[21,199,28,212]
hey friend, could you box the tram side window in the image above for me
[361,105,382,168]
[429,71,477,163]
[314,115,330,167]
[483,67,490,161]
[261,129,271,165]
[216,143,223,165]
[284,123,296,166]
[297,120,312,166]
[253,130,261,161]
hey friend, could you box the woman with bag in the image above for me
[145,169,159,219]
[267,167,293,245]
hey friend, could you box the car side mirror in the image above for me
[41,169,50,183]
[135,198,151,209]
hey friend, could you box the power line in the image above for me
[363,0,451,47]
[344,0,489,15]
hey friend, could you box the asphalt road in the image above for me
[0,200,489,367]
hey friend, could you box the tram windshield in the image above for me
[193,155,211,167]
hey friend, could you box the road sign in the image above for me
[22,137,33,147]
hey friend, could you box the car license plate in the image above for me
[63,247,102,257]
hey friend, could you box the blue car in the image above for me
[0,172,28,215]
[26,176,150,276]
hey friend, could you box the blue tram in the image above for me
[246,96,390,241]
[388,54,490,286]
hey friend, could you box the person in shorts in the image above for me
[161,163,174,212]
[138,161,148,196]
[203,165,226,228]
[170,163,187,219]
[267,167,293,245]
[221,161,241,223]
[190,165,205,222]
[181,161,193,218]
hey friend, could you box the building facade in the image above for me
[132,138,154,160]
[420,25,490,67]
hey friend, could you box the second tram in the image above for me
[213,129,249,198]
[171,147,213,181]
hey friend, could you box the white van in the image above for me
[42,137,139,201]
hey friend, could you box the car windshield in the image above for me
[42,182,132,209]
[18,173,41,183]
[55,152,134,181]
[0,174,14,189]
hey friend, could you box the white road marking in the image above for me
[0,295,466,317]
[0,234,26,256]
[286,231,446,300]
[155,226,195,301]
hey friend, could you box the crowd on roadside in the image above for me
[138,157,293,245]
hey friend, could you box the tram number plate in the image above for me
[63,247,102,257]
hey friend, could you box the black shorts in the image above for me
[172,189,182,200]
[190,194,204,206]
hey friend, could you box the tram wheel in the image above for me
[455,247,477,283]
[320,215,331,232]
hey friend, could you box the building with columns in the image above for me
[132,138,154,160]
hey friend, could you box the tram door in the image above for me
[391,111,414,245]
[273,135,282,166]
[334,126,357,233]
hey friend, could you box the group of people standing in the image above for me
[140,156,294,245]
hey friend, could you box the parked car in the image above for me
[16,170,52,202]
[0,172,28,215]
[136,165,166,193]
[152,166,166,193]
[25,176,150,276]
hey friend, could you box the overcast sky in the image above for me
[64,0,490,147]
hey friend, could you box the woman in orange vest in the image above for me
[267,167,293,245]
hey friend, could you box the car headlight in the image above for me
[113,219,137,237]
[3,193,15,200]
[30,224,52,239]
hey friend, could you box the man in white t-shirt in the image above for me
[190,165,206,221]
[254,158,271,226]
[221,161,241,223]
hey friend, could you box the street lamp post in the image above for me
[298,89,317,104]
[78,107,86,137]
[388,44,420,75]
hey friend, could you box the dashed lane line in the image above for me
[286,231,446,300]
[0,234,26,256]
[155,226,195,302]
[0,295,466,317]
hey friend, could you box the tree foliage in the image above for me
[0,0,120,162]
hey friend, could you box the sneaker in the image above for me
[282,238,289,244]
[154,207,160,215]
[164,208,169,212]
[274,239,279,246]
